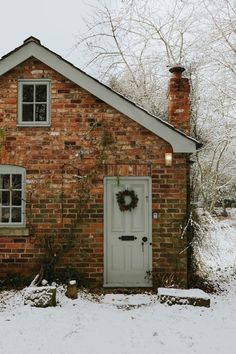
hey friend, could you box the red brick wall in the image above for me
[0,58,189,286]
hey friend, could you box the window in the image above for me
[0,166,25,226]
[18,80,50,126]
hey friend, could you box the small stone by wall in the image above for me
[24,286,56,307]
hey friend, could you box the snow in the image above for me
[101,293,155,309]
[158,288,210,300]
[0,209,236,354]
[69,280,77,286]
[41,279,48,286]
[193,209,236,283]
[1,283,236,354]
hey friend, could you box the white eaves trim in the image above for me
[0,39,198,153]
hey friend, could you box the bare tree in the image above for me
[75,0,236,212]
[76,0,201,116]
[203,0,236,79]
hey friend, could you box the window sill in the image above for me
[17,124,51,128]
[0,228,30,236]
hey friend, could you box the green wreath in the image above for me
[116,189,139,212]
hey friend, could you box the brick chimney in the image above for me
[167,66,190,135]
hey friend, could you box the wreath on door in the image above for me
[116,189,139,212]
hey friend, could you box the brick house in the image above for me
[0,37,199,287]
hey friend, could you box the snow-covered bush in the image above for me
[192,210,236,290]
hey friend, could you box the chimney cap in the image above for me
[169,66,185,74]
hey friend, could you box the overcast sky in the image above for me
[0,0,115,72]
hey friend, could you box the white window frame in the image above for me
[18,80,51,126]
[0,165,26,227]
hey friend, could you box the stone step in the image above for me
[157,287,210,307]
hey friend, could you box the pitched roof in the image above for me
[0,36,200,153]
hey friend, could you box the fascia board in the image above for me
[0,42,197,153]
[0,44,35,76]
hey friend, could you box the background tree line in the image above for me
[75,0,236,212]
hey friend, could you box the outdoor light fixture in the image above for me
[165,152,173,166]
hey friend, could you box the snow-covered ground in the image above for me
[193,208,236,283]
[0,209,236,354]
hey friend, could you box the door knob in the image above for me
[142,236,148,242]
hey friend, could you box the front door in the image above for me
[104,177,152,287]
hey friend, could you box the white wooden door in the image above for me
[104,177,152,287]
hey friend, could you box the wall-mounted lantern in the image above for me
[165,152,173,167]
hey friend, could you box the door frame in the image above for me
[103,176,152,287]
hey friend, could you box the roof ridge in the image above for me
[23,36,41,45]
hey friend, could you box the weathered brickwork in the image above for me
[168,67,190,135]
[0,58,190,286]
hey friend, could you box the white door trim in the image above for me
[103,176,152,287]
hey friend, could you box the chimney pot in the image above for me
[169,66,185,78]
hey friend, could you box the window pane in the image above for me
[22,104,34,121]
[35,104,47,121]
[36,85,47,102]
[23,85,34,102]
[1,191,10,206]
[12,174,22,189]
[12,191,22,206]
[1,208,10,223]
[12,208,22,223]
[0,169,24,225]
[0,174,10,189]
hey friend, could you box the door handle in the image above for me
[141,236,148,252]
